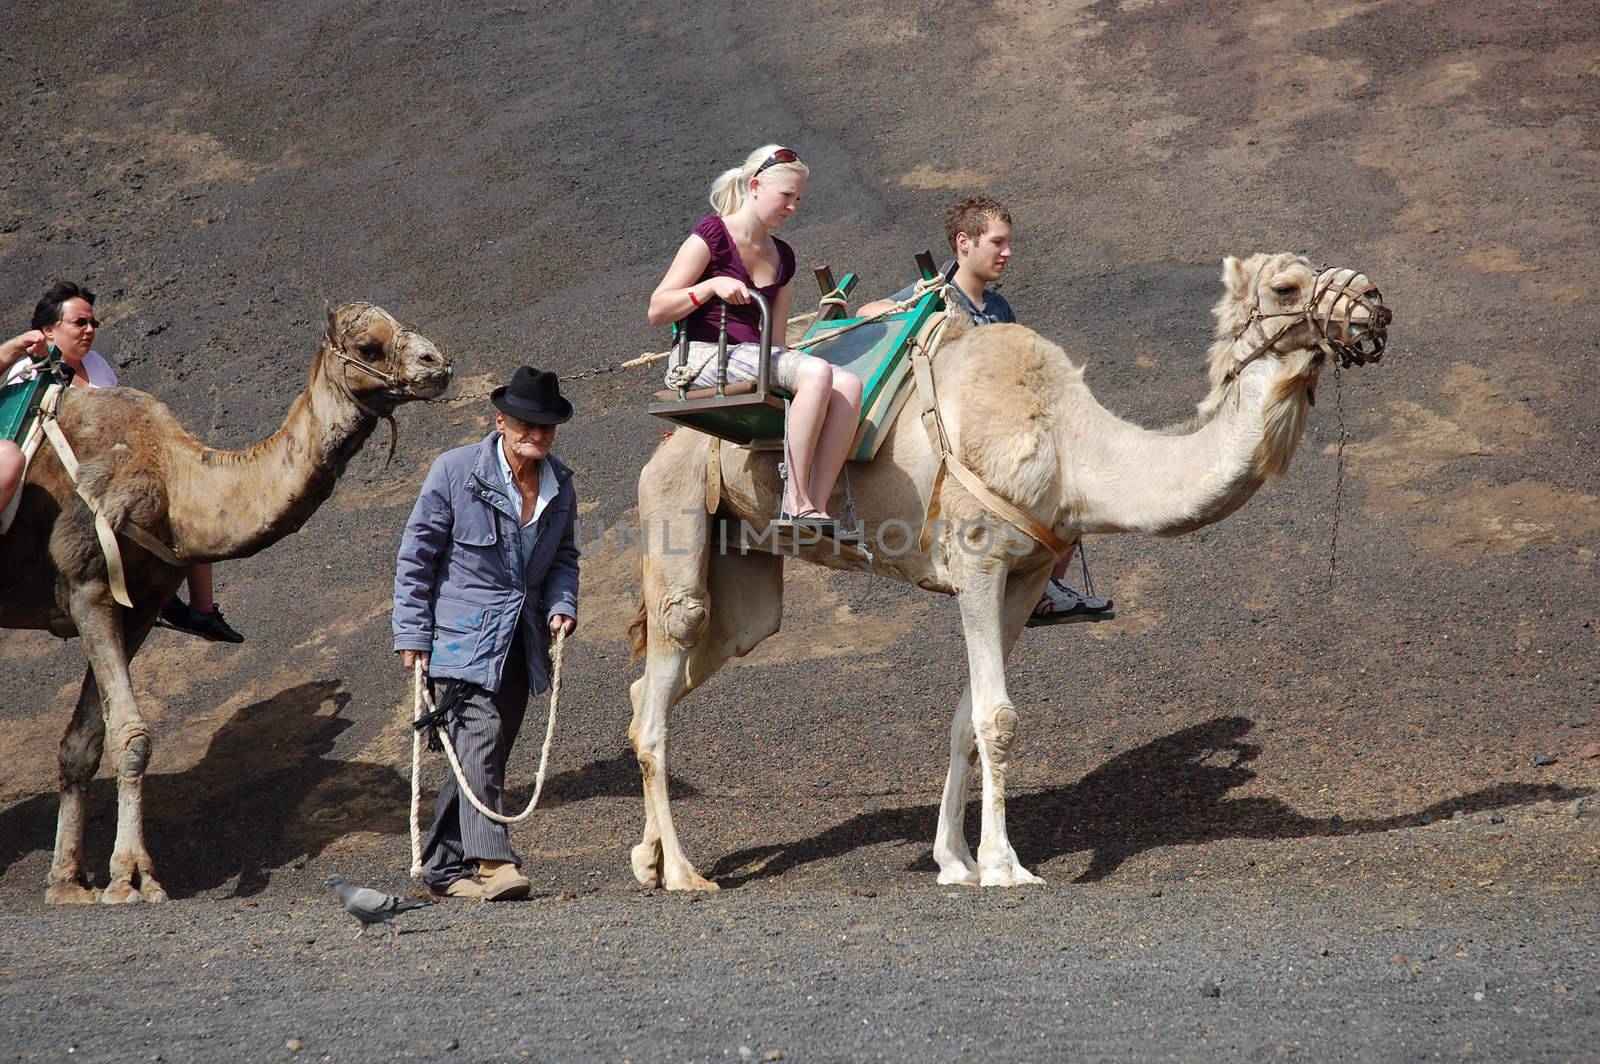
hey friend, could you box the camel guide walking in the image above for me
[860,196,1113,624]
[393,366,579,900]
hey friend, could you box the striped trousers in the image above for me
[420,631,530,889]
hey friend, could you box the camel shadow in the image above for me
[510,749,699,809]
[0,687,687,899]
[0,680,402,897]
[708,716,1590,886]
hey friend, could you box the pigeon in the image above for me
[324,874,434,940]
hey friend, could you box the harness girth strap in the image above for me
[37,386,185,610]
[705,436,722,514]
[908,341,1073,569]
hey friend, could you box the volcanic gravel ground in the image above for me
[2,0,1598,1058]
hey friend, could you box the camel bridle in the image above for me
[322,303,425,462]
[1221,263,1392,389]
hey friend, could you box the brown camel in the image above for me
[0,303,451,904]
[627,252,1389,890]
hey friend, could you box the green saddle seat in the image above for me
[648,291,942,456]
[0,373,51,446]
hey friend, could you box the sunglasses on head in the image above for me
[753,147,799,177]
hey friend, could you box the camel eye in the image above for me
[1271,284,1297,298]
[358,340,384,358]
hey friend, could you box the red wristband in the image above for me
[687,289,701,307]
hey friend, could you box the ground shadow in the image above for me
[708,716,1591,886]
[0,690,692,898]
[513,749,699,809]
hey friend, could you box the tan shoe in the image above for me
[477,860,531,901]
[435,875,486,900]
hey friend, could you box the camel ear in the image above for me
[1221,256,1251,300]
[324,303,341,344]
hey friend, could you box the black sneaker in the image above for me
[158,598,245,644]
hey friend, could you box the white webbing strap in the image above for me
[35,386,185,608]
[909,341,1073,568]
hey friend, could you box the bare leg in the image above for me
[186,563,215,612]
[807,370,863,514]
[780,357,835,516]
[1049,541,1078,582]
[0,441,23,513]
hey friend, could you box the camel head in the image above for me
[1209,253,1391,389]
[321,302,453,413]
[1205,253,1392,477]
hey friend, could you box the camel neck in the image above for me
[160,347,378,561]
[1041,351,1306,539]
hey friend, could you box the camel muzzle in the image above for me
[1311,268,1391,368]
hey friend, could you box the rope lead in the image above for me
[407,629,568,880]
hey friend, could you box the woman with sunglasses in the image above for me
[649,145,864,538]
[1,282,121,528]
[2,281,244,643]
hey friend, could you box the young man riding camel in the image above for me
[860,196,1112,624]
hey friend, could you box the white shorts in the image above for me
[669,341,804,392]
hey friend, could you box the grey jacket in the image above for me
[392,432,580,694]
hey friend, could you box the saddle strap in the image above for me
[38,387,184,609]
[705,436,722,514]
[909,344,1073,563]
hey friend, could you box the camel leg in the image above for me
[948,561,1052,887]
[932,684,980,885]
[630,536,783,891]
[66,586,166,904]
[47,673,108,904]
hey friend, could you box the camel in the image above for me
[0,304,451,904]
[626,252,1390,890]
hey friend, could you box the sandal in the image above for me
[772,508,837,538]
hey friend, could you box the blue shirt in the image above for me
[889,260,1016,325]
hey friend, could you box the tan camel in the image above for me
[627,252,1390,889]
[0,304,451,904]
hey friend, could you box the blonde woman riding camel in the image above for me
[648,145,863,540]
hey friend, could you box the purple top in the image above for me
[685,214,796,345]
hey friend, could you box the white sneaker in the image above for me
[1033,580,1088,619]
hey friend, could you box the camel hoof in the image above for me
[630,842,663,887]
[141,883,170,903]
[100,881,143,904]
[45,881,99,905]
[664,870,720,892]
[979,865,1045,888]
[936,864,980,887]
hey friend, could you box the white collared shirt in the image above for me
[496,439,557,527]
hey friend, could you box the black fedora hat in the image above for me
[491,366,572,425]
